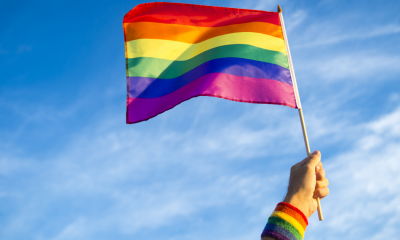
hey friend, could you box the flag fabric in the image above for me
[123,2,297,124]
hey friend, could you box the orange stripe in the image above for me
[123,21,283,43]
[276,203,308,224]
[275,205,308,229]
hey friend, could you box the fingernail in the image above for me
[316,166,321,171]
[312,150,320,155]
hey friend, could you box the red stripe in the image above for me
[276,202,309,226]
[123,2,280,27]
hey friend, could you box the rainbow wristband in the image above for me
[261,202,308,240]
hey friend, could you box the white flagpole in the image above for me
[278,5,324,221]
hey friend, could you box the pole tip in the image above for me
[277,5,282,13]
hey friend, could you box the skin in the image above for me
[262,150,330,240]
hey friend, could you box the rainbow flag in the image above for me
[124,2,298,124]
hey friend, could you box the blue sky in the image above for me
[1,0,400,239]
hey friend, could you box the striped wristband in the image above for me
[261,202,308,240]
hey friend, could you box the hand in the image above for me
[283,150,329,218]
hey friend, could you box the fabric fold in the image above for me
[123,2,297,124]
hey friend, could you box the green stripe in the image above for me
[268,217,302,240]
[127,44,289,79]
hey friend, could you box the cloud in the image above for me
[293,23,400,48]
[285,9,307,32]
[1,0,400,239]
[53,218,88,240]
[0,99,304,239]
[306,105,400,239]
[2,88,400,239]
[7,100,396,240]
[299,52,400,81]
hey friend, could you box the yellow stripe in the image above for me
[271,211,305,237]
[126,32,286,60]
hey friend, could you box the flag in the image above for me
[123,2,297,124]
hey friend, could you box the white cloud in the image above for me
[0,100,303,239]
[293,23,400,48]
[285,9,307,32]
[1,0,400,239]
[301,53,400,81]
[53,218,88,240]
[2,95,400,239]
[306,105,400,239]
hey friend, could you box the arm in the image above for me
[261,150,329,240]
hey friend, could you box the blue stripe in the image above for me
[128,58,292,98]
[263,223,298,240]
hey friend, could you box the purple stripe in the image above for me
[262,223,298,240]
[127,72,296,124]
[261,230,291,240]
[128,58,292,98]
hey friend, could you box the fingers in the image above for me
[313,186,329,199]
[315,161,323,172]
[316,168,325,181]
[315,163,329,198]
[315,178,329,188]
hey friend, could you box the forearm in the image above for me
[260,151,329,240]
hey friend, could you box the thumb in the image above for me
[306,150,321,168]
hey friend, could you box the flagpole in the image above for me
[277,5,324,221]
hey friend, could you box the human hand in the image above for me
[283,150,329,218]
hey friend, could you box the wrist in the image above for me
[283,194,309,219]
[261,202,308,240]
